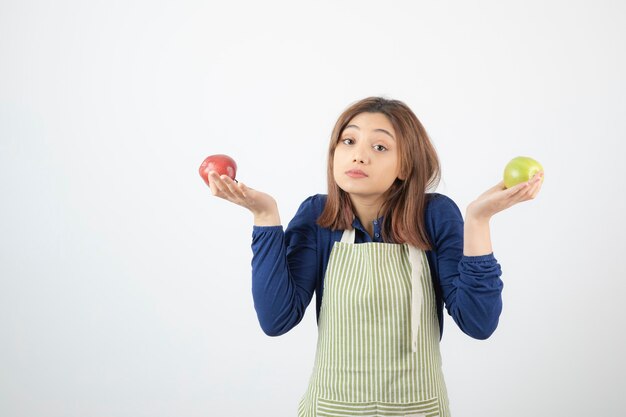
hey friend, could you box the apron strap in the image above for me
[339,229,423,353]
[340,228,355,243]
[407,245,424,353]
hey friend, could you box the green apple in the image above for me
[503,156,544,188]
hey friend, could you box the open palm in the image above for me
[206,171,280,224]
[467,172,544,220]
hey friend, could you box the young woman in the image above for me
[207,97,543,416]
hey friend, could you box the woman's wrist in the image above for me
[463,212,493,256]
[465,200,494,223]
[252,205,281,226]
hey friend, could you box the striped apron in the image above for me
[298,229,450,417]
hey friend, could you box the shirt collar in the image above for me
[351,216,385,243]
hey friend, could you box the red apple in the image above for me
[199,154,237,186]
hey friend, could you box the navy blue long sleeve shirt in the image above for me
[251,193,503,340]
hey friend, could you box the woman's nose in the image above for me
[353,155,367,164]
[352,146,369,164]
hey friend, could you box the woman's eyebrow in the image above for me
[344,124,395,140]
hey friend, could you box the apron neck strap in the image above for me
[340,228,356,244]
[407,245,424,353]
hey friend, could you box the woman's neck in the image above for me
[350,196,383,237]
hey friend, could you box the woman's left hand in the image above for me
[466,172,544,221]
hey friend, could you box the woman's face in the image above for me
[333,112,401,202]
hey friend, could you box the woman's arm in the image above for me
[427,196,503,340]
[432,172,543,339]
[251,197,320,336]
[207,171,319,336]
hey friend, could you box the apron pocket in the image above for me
[316,396,440,417]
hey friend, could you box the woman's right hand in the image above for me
[207,171,281,226]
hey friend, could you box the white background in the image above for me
[1,1,625,416]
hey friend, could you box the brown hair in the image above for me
[317,97,441,250]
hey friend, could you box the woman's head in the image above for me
[332,111,402,204]
[318,97,441,249]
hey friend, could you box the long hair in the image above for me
[317,97,441,250]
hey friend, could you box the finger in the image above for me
[529,186,541,200]
[207,171,221,196]
[528,179,543,199]
[516,174,543,201]
[221,175,246,201]
[211,172,238,200]
[530,171,544,183]
[524,171,543,193]
[505,181,531,199]
[506,183,540,208]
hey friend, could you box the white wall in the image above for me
[1,1,624,416]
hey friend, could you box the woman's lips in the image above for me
[345,169,368,178]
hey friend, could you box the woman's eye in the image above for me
[341,138,354,145]
[373,144,388,152]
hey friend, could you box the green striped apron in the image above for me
[298,229,450,417]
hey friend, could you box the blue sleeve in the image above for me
[250,196,320,336]
[427,194,503,339]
